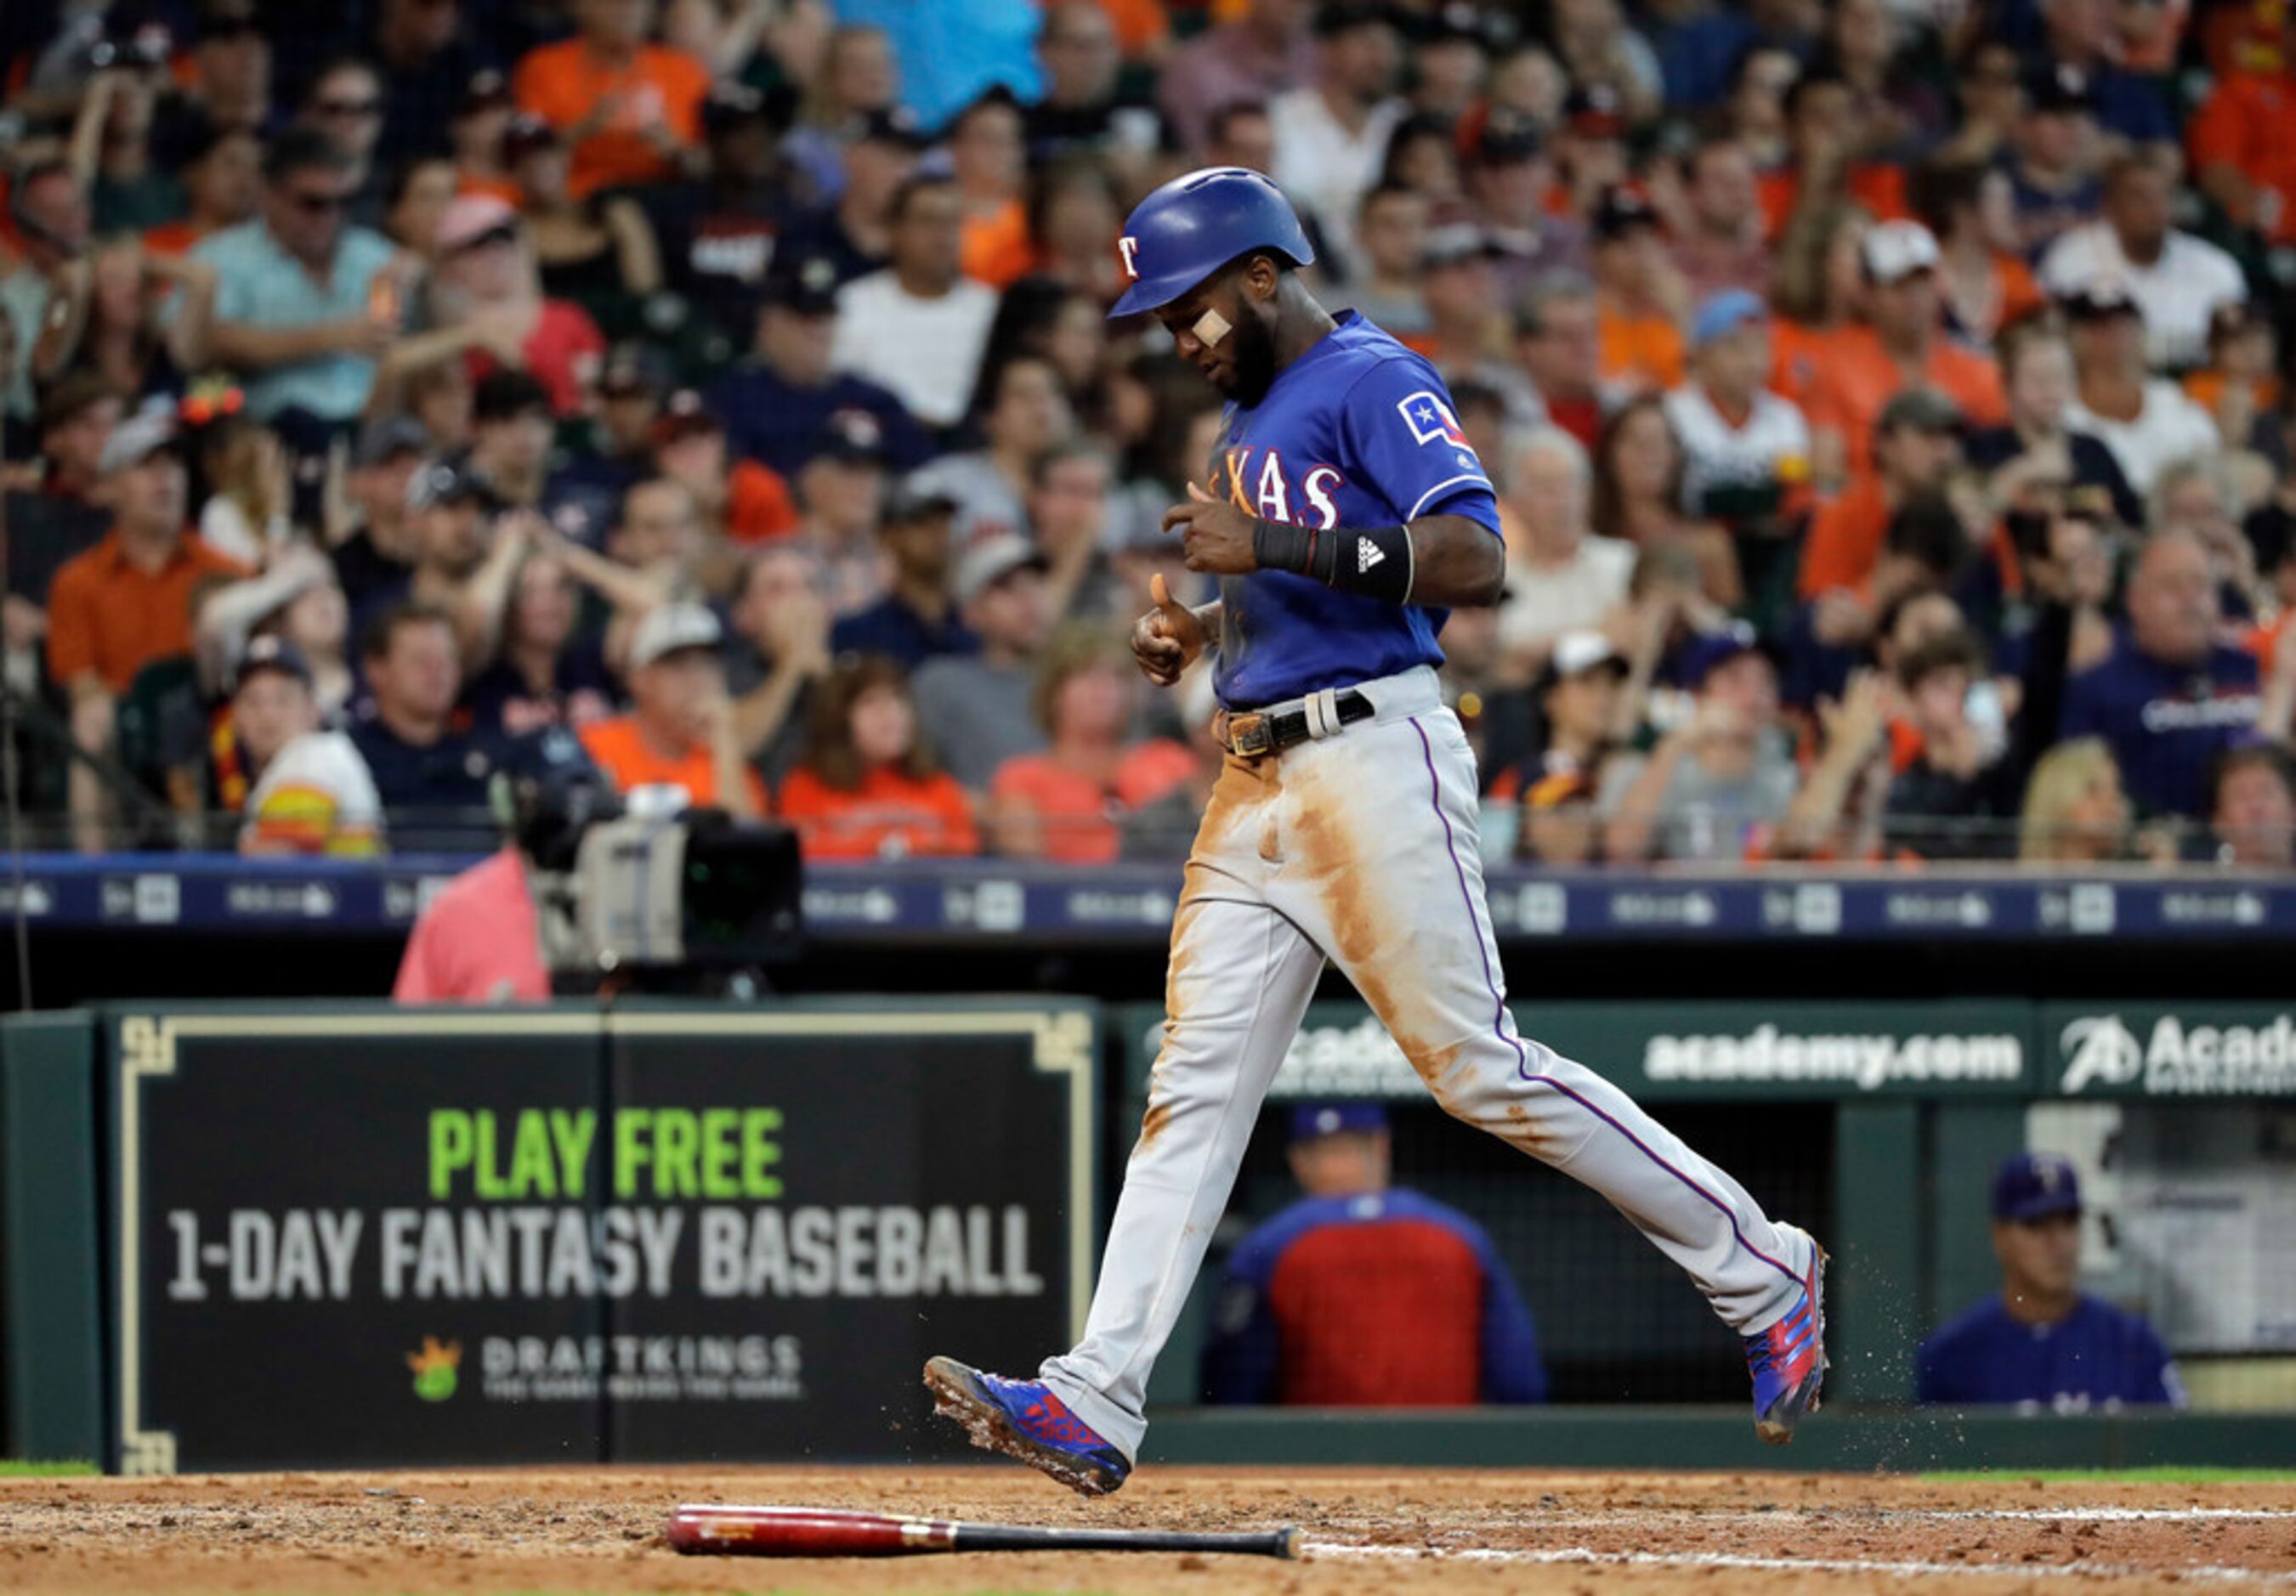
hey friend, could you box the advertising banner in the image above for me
[2043,1003,2296,1099]
[1119,999,2035,1105]
[110,1005,1094,1474]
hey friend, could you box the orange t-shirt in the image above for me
[777,765,980,861]
[1596,303,1685,393]
[512,39,710,198]
[1799,324,2005,478]
[1798,473,1893,600]
[141,218,208,257]
[1095,0,1171,54]
[1755,163,1910,242]
[1993,253,2046,331]
[2183,370,2282,417]
[989,741,1195,864]
[45,530,251,693]
[728,459,798,542]
[579,715,769,813]
[2189,72,2296,240]
[961,197,1035,290]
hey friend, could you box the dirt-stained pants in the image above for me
[1039,665,1817,1460]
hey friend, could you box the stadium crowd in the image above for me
[6,0,2296,869]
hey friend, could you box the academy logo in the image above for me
[1358,537,1385,572]
[1643,1025,2023,1090]
[2059,1015,2143,1094]
[1397,390,1471,449]
[2057,1011,2296,1095]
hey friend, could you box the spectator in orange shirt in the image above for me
[987,626,1194,863]
[1756,71,1910,243]
[45,408,252,852]
[1912,156,2045,350]
[952,88,1035,289]
[512,0,711,199]
[649,390,798,550]
[1800,386,1967,605]
[578,602,767,816]
[778,655,980,861]
[2190,51,2296,246]
[1800,220,2004,483]
[143,124,261,258]
[1590,189,1687,394]
[2181,301,2282,459]
[1769,200,1872,408]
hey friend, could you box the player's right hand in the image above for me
[1131,572,1203,687]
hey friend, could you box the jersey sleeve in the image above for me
[1198,1241,1281,1405]
[1471,1231,1547,1404]
[1338,358,1501,533]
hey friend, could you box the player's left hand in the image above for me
[1162,480,1260,574]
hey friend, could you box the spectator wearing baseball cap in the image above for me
[510,0,711,199]
[786,410,897,620]
[462,369,612,547]
[830,488,975,667]
[650,390,799,551]
[910,534,1053,789]
[638,82,780,348]
[703,255,933,480]
[1200,1100,1546,1408]
[1460,117,1591,302]
[2057,281,2220,495]
[369,0,502,176]
[1916,1153,2183,1410]
[1602,621,1800,863]
[1488,629,1630,818]
[1797,220,2005,484]
[433,192,606,418]
[578,601,767,816]
[1800,387,1965,607]
[559,342,672,499]
[230,637,386,857]
[1589,189,1687,394]
[2003,63,2106,263]
[1664,290,1811,619]
[777,654,979,862]
[2039,153,2247,372]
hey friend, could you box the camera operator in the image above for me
[394,727,611,1003]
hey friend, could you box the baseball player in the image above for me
[924,168,1826,1496]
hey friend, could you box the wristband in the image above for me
[1253,519,1414,603]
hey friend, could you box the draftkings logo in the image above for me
[406,1336,462,1402]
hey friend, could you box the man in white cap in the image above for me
[910,533,1052,790]
[1798,219,2004,482]
[577,601,764,816]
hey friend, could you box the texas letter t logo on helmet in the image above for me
[1105,167,1317,319]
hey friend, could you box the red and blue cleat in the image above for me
[1745,1237,1828,1443]
[923,1355,1132,1497]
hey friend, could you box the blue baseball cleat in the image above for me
[923,1355,1131,1497]
[1745,1233,1828,1444]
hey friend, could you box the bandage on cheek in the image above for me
[1192,308,1233,348]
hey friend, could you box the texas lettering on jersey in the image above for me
[1208,392,1481,531]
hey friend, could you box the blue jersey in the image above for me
[1916,1293,2183,1412]
[1199,1186,1545,1406]
[1210,312,1502,709]
[2058,634,2260,818]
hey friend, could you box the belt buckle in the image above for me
[1227,712,1274,757]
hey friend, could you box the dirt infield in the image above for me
[3,1466,2293,1594]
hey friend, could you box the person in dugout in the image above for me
[1917,1152,2185,1412]
[1200,1101,1546,1406]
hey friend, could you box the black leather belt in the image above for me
[1211,688,1375,757]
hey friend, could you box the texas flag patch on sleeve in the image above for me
[1397,390,1473,450]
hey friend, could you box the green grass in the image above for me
[0,1459,98,1477]
[1922,1467,2296,1484]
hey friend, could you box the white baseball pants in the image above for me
[1040,665,1817,1459]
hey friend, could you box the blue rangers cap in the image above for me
[1993,1152,2083,1222]
[1109,166,1316,319]
[1288,1101,1389,1144]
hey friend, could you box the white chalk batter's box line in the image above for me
[1310,1543,2296,1584]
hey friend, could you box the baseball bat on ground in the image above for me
[666,1504,1301,1559]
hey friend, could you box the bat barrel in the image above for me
[668,1505,1301,1560]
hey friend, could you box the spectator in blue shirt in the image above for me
[191,128,399,428]
[705,257,932,479]
[1201,1102,1545,1408]
[1917,1153,2184,1412]
[2059,530,2261,818]
[831,487,976,666]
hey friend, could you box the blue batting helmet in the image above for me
[1108,167,1316,319]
